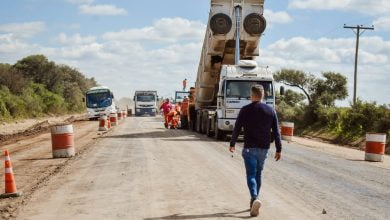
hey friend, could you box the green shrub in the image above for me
[0,55,97,121]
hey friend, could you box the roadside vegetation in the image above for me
[0,55,97,121]
[275,69,390,152]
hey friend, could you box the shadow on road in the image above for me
[144,209,252,220]
[102,130,190,139]
[160,138,217,142]
[20,157,56,161]
[346,159,368,162]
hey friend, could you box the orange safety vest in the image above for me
[181,101,188,116]
[175,105,181,114]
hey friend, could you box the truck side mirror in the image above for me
[280,86,285,96]
[82,97,85,102]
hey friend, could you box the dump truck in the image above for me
[134,90,158,116]
[188,0,277,140]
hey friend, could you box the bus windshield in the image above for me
[86,90,112,108]
[226,81,273,99]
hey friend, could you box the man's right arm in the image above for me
[230,109,244,147]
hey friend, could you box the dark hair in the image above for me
[251,85,264,99]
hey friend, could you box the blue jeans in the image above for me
[242,148,268,200]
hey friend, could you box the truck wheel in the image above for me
[206,118,214,137]
[196,111,202,133]
[201,112,208,134]
[189,120,194,131]
[214,119,225,140]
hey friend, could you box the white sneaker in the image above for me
[250,199,261,217]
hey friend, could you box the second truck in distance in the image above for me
[134,90,158,116]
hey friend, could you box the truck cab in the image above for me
[134,91,158,116]
[213,60,274,138]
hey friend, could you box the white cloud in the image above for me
[0,21,45,38]
[56,33,97,45]
[36,17,206,99]
[0,34,31,53]
[258,36,390,104]
[373,16,390,31]
[0,34,39,64]
[79,4,127,16]
[102,17,205,43]
[264,9,293,25]
[1,16,389,104]
[67,0,94,4]
[289,0,390,16]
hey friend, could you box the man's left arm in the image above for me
[272,110,282,161]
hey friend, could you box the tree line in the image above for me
[0,55,97,121]
[274,69,390,149]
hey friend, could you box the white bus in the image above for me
[85,86,116,119]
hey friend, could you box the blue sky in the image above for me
[1,0,389,104]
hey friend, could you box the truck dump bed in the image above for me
[195,0,266,108]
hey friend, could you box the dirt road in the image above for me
[8,116,387,219]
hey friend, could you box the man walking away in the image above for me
[229,85,282,217]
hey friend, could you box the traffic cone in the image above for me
[107,117,112,129]
[0,150,22,198]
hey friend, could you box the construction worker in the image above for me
[182,78,187,91]
[166,103,180,129]
[180,97,189,129]
[174,102,182,128]
[229,85,282,217]
[159,98,172,128]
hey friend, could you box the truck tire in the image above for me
[189,120,195,131]
[189,107,197,131]
[206,118,214,137]
[196,110,202,133]
[214,119,226,140]
[201,111,208,134]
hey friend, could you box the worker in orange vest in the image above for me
[180,97,189,129]
[159,98,172,128]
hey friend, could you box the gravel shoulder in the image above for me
[0,117,117,219]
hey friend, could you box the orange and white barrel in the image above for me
[51,124,75,158]
[365,133,386,162]
[110,113,118,126]
[107,116,112,129]
[117,112,123,121]
[99,116,108,131]
[281,122,294,141]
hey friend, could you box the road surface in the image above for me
[5,116,390,219]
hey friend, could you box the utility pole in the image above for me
[344,24,374,105]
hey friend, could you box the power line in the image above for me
[343,24,374,105]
